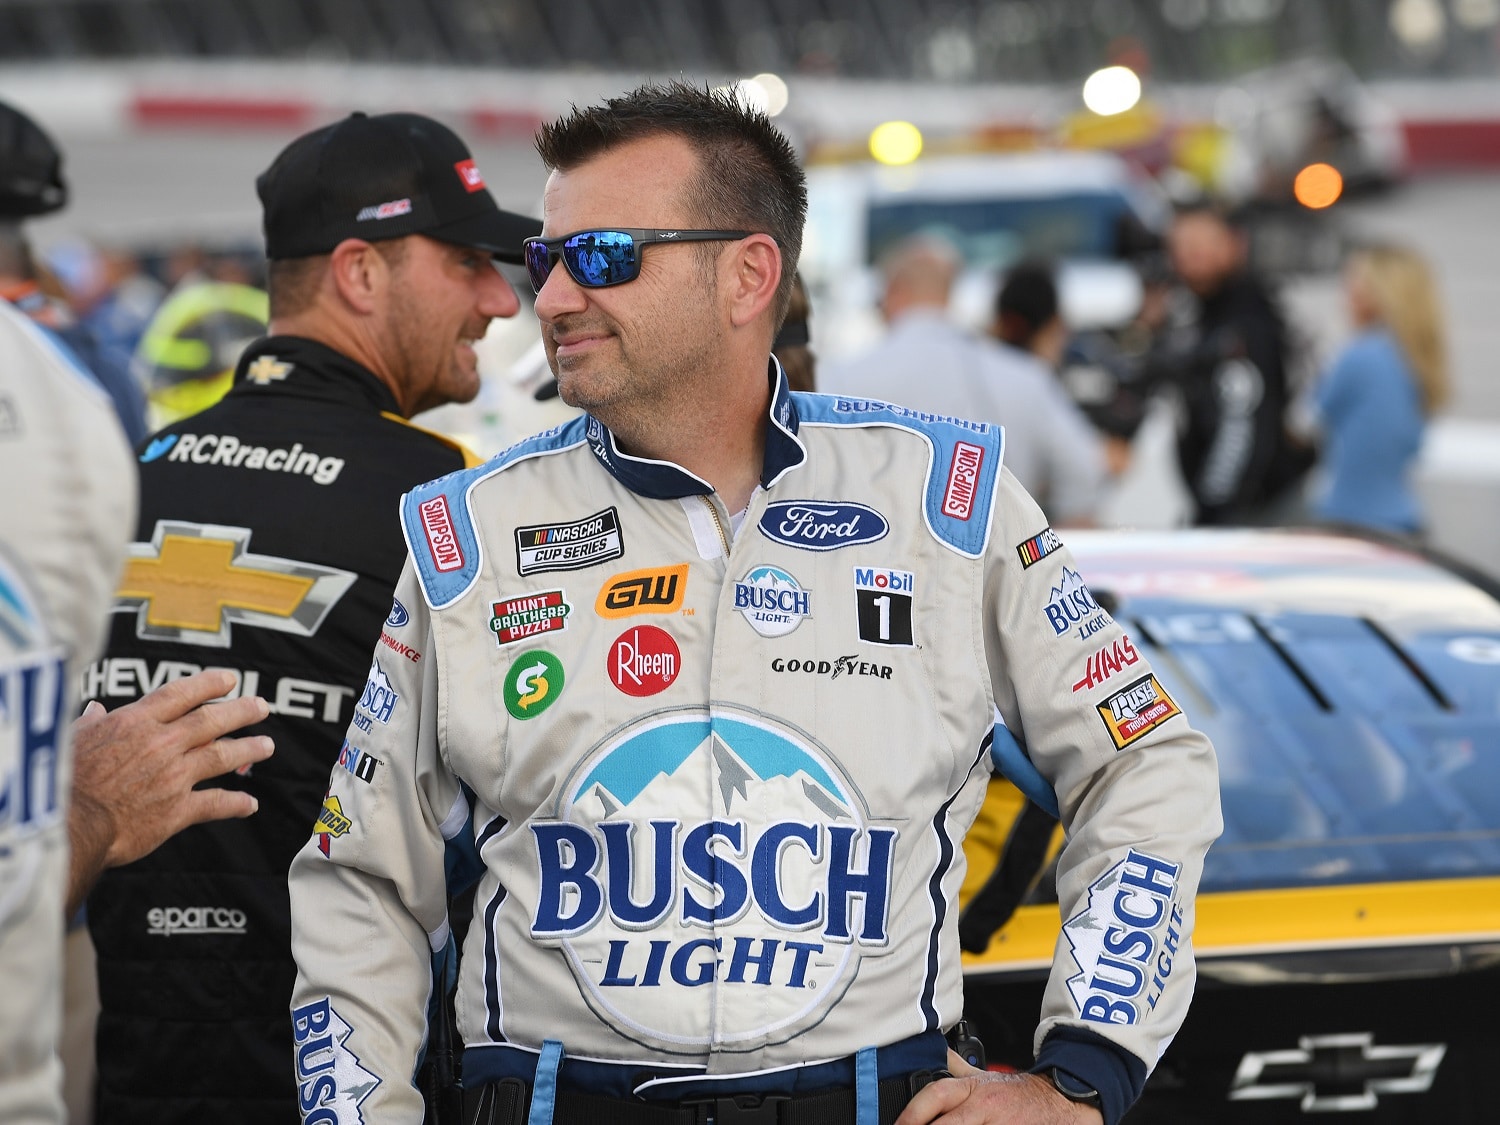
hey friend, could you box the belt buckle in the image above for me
[682,1093,790,1124]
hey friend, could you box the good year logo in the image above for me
[529,708,897,1049]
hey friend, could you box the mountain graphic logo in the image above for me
[529,706,895,1051]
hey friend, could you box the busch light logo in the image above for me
[291,997,381,1124]
[0,556,66,852]
[758,502,888,553]
[1044,568,1113,641]
[734,566,811,637]
[1063,850,1183,1027]
[530,707,897,1048]
[353,659,397,732]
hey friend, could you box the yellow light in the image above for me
[1294,162,1344,209]
[869,121,924,165]
[1081,66,1142,117]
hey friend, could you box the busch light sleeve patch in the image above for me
[1096,673,1183,749]
[1064,850,1184,1026]
[291,997,381,1121]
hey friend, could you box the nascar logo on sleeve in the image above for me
[1015,527,1062,569]
[1096,674,1182,749]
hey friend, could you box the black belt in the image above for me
[462,1070,945,1125]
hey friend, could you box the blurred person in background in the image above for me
[1305,244,1448,537]
[991,261,1134,480]
[2,159,272,1125]
[134,276,269,427]
[991,259,1068,371]
[1165,203,1313,525]
[822,235,1106,525]
[0,100,149,444]
[83,110,538,1125]
[46,240,167,386]
[773,270,816,391]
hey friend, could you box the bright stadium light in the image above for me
[1293,163,1344,209]
[869,121,924,165]
[751,73,790,116]
[1082,66,1142,116]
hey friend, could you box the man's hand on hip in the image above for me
[895,1051,1104,1125]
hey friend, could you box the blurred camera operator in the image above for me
[1160,203,1313,525]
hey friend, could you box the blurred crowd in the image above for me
[810,202,1449,539]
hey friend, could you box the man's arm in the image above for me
[1036,378,1108,527]
[289,561,464,1125]
[68,668,273,915]
[971,471,1222,1125]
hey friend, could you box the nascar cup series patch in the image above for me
[529,706,897,1050]
[515,508,624,576]
[1096,673,1182,749]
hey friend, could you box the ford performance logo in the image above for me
[758,501,888,552]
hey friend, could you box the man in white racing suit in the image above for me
[288,83,1220,1125]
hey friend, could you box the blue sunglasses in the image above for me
[523,228,752,293]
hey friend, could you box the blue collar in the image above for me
[583,358,806,500]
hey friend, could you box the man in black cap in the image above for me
[83,111,539,1125]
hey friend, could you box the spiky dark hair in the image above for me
[536,81,806,323]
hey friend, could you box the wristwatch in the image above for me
[1049,1067,1104,1112]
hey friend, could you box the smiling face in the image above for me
[379,234,521,416]
[532,134,729,435]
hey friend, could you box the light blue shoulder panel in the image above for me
[793,394,1005,557]
[400,417,589,609]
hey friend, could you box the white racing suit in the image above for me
[288,365,1221,1125]
[0,299,135,1124]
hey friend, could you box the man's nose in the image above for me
[479,268,522,319]
[532,256,589,323]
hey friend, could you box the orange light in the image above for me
[1294,162,1344,209]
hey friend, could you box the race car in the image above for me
[961,528,1500,1122]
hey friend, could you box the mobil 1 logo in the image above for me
[853,567,914,647]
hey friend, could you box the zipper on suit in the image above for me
[698,495,732,558]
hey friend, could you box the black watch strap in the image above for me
[1050,1067,1104,1109]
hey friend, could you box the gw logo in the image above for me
[596,565,687,618]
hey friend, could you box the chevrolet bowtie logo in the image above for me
[116,520,356,647]
[245,356,292,386]
[1230,1033,1446,1113]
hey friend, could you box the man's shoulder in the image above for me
[399,416,592,608]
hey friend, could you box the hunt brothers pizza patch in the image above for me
[1096,673,1182,750]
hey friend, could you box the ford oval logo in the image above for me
[758,501,889,552]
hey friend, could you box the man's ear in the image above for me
[726,233,782,330]
[327,238,388,316]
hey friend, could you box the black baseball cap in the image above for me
[256,111,540,262]
[0,100,67,218]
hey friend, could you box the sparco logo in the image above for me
[418,496,464,573]
[758,501,888,552]
[147,906,248,937]
[942,442,985,521]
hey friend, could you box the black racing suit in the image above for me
[1173,273,1312,524]
[83,335,476,1124]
